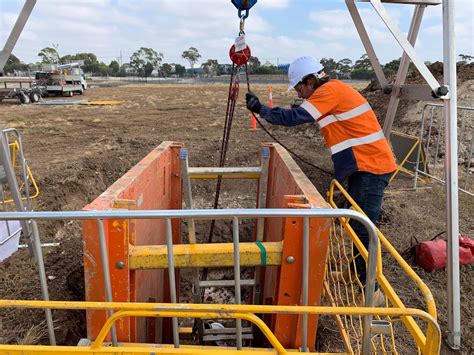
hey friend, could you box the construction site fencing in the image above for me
[327,180,439,354]
[414,103,473,196]
[1,128,39,208]
[0,207,440,354]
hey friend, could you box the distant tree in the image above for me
[130,47,164,77]
[201,59,219,76]
[351,54,374,80]
[38,46,60,64]
[320,57,338,77]
[248,56,261,73]
[353,54,372,70]
[383,58,401,76]
[174,63,186,77]
[182,47,201,76]
[336,58,353,78]
[61,53,99,73]
[3,54,29,74]
[254,65,278,75]
[458,54,473,64]
[109,60,120,75]
[161,63,173,77]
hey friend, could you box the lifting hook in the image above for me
[231,0,257,19]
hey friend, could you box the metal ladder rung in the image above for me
[203,334,254,342]
[199,279,256,288]
[188,167,262,179]
[204,326,253,335]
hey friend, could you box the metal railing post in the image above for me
[96,219,117,346]
[301,217,309,352]
[232,216,243,349]
[30,220,56,345]
[413,105,427,190]
[165,218,180,348]
[361,216,379,355]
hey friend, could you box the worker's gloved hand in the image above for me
[246,92,262,114]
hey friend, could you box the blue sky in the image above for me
[1,0,473,67]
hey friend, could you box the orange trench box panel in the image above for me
[82,141,183,343]
[260,143,331,351]
[82,141,330,351]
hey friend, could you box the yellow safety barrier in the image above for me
[326,179,439,354]
[0,300,440,355]
[0,141,39,206]
[80,100,123,106]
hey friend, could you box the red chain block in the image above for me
[229,44,251,66]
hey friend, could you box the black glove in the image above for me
[246,91,262,114]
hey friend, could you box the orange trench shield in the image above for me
[82,142,330,350]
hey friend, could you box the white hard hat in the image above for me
[287,56,323,92]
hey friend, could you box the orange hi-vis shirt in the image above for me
[300,80,396,180]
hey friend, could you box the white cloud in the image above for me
[1,0,472,66]
[256,0,289,10]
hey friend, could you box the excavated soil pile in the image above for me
[362,62,474,129]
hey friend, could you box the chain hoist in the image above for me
[194,2,257,345]
[206,0,256,246]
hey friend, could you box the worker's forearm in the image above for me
[259,105,315,127]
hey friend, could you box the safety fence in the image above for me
[327,180,439,354]
[414,103,473,196]
[1,128,39,208]
[0,206,440,354]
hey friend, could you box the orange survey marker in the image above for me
[268,87,273,108]
[250,113,258,130]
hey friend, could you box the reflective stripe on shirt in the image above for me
[329,130,385,154]
[300,100,321,120]
[317,102,372,128]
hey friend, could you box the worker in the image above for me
[246,56,396,305]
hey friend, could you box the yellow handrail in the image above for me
[0,299,441,354]
[0,141,40,205]
[327,179,438,354]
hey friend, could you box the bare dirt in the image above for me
[0,73,472,353]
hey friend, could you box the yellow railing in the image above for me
[0,300,440,354]
[0,141,40,206]
[326,179,438,354]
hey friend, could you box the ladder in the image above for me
[179,147,270,345]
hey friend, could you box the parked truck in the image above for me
[34,62,87,97]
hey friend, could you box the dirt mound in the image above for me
[361,62,474,127]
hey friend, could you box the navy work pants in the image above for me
[348,171,392,288]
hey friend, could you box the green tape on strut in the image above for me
[255,241,267,266]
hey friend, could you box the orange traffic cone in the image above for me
[268,87,273,108]
[250,113,258,131]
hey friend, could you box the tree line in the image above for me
[2,45,473,79]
